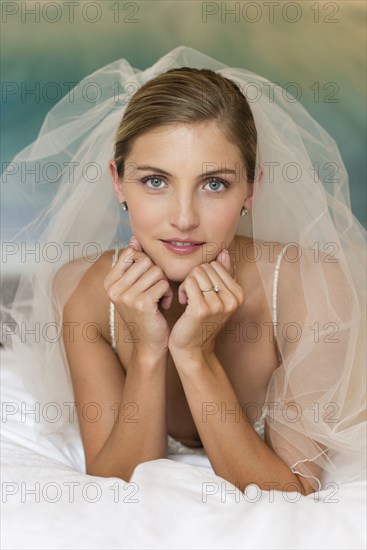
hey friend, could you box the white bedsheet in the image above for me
[1,346,366,549]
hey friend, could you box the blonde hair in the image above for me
[114,67,257,183]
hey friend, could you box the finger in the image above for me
[205,261,243,303]
[110,240,174,309]
[127,237,173,308]
[178,266,221,306]
[118,235,148,268]
[159,290,173,310]
[105,244,149,288]
[109,263,173,308]
[120,235,142,264]
[112,252,156,291]
[180,275,211,308]
[199,263,234,299]
[127,234,142,252]
[215,248,236,279]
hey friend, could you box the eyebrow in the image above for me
[135,165,238,177]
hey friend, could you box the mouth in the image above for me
[160,239,205,255]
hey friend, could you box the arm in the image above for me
[62,261,168,481]
[87,350,167,480]
[168,247,326,496]
[172,351,315,496]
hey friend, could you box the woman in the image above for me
[2,46,366,497]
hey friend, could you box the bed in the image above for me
[1,344,366,549]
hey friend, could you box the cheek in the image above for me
[128,204,159,233]
[127,209,160,256]
[204,203,240,230]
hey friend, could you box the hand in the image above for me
[103,235,173,360]
[168,248,244,360]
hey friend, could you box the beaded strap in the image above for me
[272,243,293,363]
[109,243,120,354]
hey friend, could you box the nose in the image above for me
[168,194,200,232]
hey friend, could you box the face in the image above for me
[110,121,253,283]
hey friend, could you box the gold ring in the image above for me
[201,285,220,293]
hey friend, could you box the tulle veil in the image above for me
[1,46,366,491]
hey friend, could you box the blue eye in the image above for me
[141,176,166,189]
[205,177,229,192]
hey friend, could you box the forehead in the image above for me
[127,121,243,162]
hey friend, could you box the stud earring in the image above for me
[120,201,128,211]
[240,206,248,216]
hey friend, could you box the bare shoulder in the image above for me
[57,249,116,341]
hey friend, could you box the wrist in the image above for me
[169,346,216,371]
[131,347,168,370]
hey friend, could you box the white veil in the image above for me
[1,46,366,491]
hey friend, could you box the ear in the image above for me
[244,181,255,210]
[109,159,126,203]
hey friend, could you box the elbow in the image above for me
[86,465,133,482]
[86,457,134,482]
[296,474,318,496]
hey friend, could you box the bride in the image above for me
[2,46,366,497]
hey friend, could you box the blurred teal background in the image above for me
[1,0,366,227]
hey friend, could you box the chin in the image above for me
[140,242,203,281]
[159,266,190,283]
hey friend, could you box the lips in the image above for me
[160,240,204,255]
[161,239,204,245]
